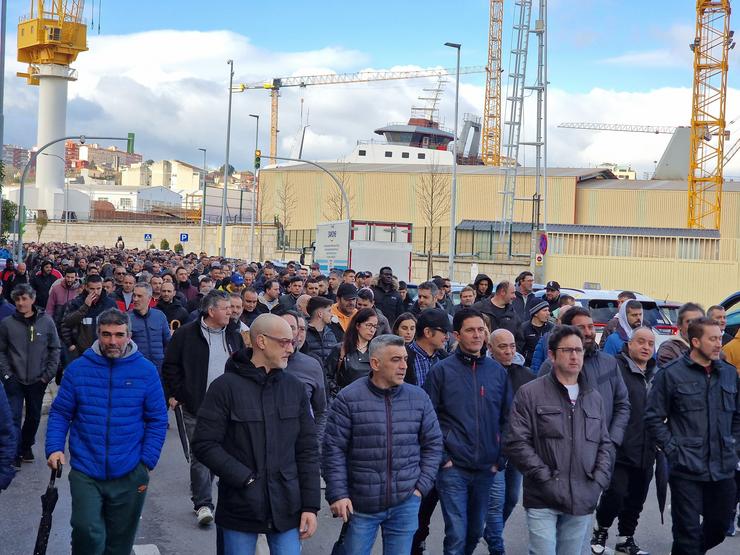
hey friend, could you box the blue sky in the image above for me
[4,0,739,173]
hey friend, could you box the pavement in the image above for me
[2,410,739,555]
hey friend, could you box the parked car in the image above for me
[720,291,740,338]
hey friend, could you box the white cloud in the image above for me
[5,28,740,180]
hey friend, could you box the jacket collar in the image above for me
[454,347,486,366]
[227,348,284,385]
[617,349,656,378]
[683,352,724,374]
[546,366,592,394]
[364,376,401,398]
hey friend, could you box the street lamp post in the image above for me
[220,60,235,258]
[249,114,259,263]
[444,42,461,282]
[198,147,207,253]
[40,152,67,242]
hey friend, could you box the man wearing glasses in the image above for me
[504,325,613,554]
[192,314,320,555]
[163,290,244,527]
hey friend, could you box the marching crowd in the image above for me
[0,241,739,555]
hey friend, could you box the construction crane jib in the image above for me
[688,0,734,230]
[233,66,486,165]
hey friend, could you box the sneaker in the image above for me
[21,448,34,462]
[12,456,22,469]
[196,506,214,526]
[590,526,609,554]
[615,536,650,555]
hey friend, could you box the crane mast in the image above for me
[482,0,504,166]
[688,0,733,229]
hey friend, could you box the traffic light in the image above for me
[127,132,135,154]
[254,149,261,169]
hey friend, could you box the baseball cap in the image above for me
[417,308,452,334]
[230,273,244,286]
[545,280,560,291]
[337,283,359,299]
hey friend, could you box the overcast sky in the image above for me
[4,0,740,177]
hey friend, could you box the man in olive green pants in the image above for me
[45,309,168,554]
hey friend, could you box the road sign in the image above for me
[179,233,189,243]
[538,233,548,255]
[535,253,544,267]
[144,233,152,242]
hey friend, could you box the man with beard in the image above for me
[157,282,189,328]
[372,266,405,324]
[603,300,644,356]
[61,275,117,363]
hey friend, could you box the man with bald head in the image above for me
[484,328,536,554]
[192,314,320,554]
[295,294,311,318]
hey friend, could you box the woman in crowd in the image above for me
[392,312,417,345]
[325,308,378,396]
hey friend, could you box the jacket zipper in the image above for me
[105,359,114,480]
[568,397,576,515]
[472,360,479,463]
[706,372,712,478]
[385,394,392,508]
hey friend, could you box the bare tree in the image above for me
[323,159,355,221]
[416,162,451,279]
[276,173,297,258]
[35,213,49,243]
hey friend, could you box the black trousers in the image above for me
[669,475,737,555]
[410,486,439,555]
[595,463,653,536]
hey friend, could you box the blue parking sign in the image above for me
[179,233,189,243]
[144,233,152,241]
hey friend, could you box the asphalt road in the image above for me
[2,411,738,555]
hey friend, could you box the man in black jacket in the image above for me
[156,281,189,328]
[472,280,521,340]
[645,317,740,555]
[511,271,539,323]
[372,266,405,325]
[592,327,656,555]
[163,290,244,526]
[192,314,319,553]
[30,260,58,310]
[518,300,553,367]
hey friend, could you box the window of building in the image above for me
[120,198,132,209]
[384,151,392,158]
[358,149,366,156]
[417,153,426,160]
[401,152,410,159]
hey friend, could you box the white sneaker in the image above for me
[196,506,214,526]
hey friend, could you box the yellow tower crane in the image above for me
[235,66,485,165]
[17,0,88,85]
[688,0,733,229]
[482,0,504,166]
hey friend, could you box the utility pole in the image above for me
[198,147,207,253]
[220,60,234,258]
[249,114,259,263]
[445,42,461,282]
[0,0,8,240]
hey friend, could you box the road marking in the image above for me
[133,545,160,555]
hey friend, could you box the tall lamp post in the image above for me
[40,152,67,242]
[220,60,235,258]
[198,147,207,253]
[444,42,461,282]
[249,114,259,263]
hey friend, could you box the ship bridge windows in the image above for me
[385,151,393,158]
[358,149,366,156]
[417,153,426,160]
[401,152,410,159]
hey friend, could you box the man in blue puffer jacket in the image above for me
[129,282,170,373]
[323,334,443,555]
[423,308,512,555]
[46,308,167,555]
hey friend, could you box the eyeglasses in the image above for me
[432,327,449,335]
[554,347,584,355]
[261,334,294,348]
[361,322,379,330]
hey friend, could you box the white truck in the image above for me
[313,220,413,281]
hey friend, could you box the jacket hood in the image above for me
[473,273,492,289]
[226,348,284,384]
[617,349,656,378]
[11,306,42,324]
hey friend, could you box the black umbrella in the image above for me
[330,521,349,555]
[33,463,63,555]
[174,405,191,463]
[655,449,669,524]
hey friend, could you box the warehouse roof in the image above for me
[265,162,616,181]
[577,178,740,192]
[457,220,720,239]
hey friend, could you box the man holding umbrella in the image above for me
[45,308,168,554]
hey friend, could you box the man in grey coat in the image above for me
[0,283,61,467]
[504,325,613,554]
[323,334,442,555]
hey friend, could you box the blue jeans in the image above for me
[217,526,300,555]
[484,464,523,552]
[525,508,591,555]
[343,493,421,555]
[3,379,46,456]
[437,465,497,555]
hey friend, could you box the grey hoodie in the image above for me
[0,309,61,384]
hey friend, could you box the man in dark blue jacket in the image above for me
[0,384,16,492]
[423,308,512,555]
[46,308,167,555]
[130,282,170,373]
[323,334,443,555]
[645,317,740,555]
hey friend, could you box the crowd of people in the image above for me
[0,240,738,555]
